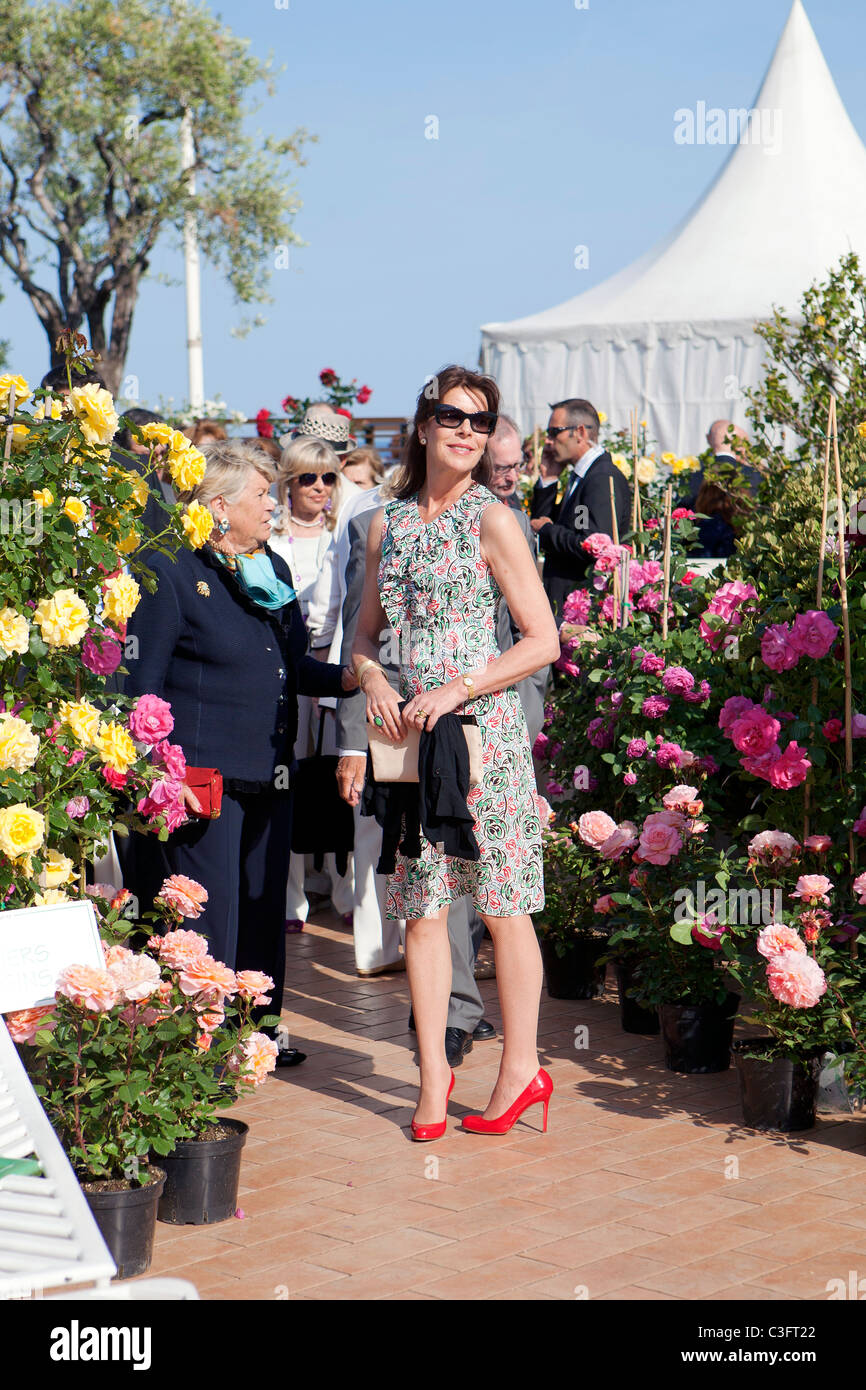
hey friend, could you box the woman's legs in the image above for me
[477,912,543,1119]
[404,909,452,1125]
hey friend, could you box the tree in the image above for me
[0,0,312,392]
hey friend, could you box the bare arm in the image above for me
[350,508,405,741]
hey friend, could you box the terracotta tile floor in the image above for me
[146,906,866,1301]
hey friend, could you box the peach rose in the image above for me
[227,1032,279,1088]
[766,951,827,1008]
[790,874,833,906]
[106,949,161,1003]
[5,1005,55,1043]
[747,830,800,865]
[157,929,210,971]
[196,1006,225,1033]
[662,785,704,815]
[756,923,806,959]
[577,810,618,849]
[158,874,208,919]
[234,970,275,1006]
[177,955,237,1003]
[56,964,118,1013]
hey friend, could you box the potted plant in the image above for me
[535,813,618,999]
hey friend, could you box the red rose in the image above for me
[334,407,351,419]
[255,408,274,439]
[319,368,337,386]
[356,385,372,405]
[281,395,299,414]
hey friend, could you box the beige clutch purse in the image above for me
[369,717,483,786]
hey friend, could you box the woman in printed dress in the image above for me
[353,366,560,1138]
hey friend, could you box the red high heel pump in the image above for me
[410,1071,455,1142]
[461,1068,552,1135]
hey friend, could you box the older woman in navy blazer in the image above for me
[121,440,357,1062]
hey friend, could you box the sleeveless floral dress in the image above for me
[377,482,544,920]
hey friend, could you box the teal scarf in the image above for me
[213,549,296,611]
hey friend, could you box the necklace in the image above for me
[289,513,324,528]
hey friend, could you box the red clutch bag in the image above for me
[184,767,223,819]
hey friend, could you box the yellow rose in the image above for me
[0,714,40,773]
[181,500,214,549]
[32,488,54,508]
[814,314,826,328]
[116,527,140,555]
[33,397,63,422]
[671,456,691,476]
[94,721,137,774]
[661,452,676,465]
[597,410,607,425]
[59,699,102,747]
[0,373,30,411]
[0,804,45,859]
[138,421,175,448]
[122,471,150,511]
[38,848,77,890]
[857,422,866,440]
[639,419,647,428]
[67,383,119,446]
[168,446,207,493]
[10,423,30,451]
[0,607,30,657]
[102,572,141,627]
[63,496,88,525]
[33,589,90,647]
[636,456,657,485]
[611,453,630,476]
[33,888,70,906]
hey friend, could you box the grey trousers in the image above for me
[446,896,486,1032]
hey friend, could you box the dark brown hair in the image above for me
[391,364,500,500]
[695,480,735,526]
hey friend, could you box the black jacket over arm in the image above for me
[532,453,631,620]
[123,544,347,784]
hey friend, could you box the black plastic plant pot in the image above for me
[157,1119,249,1226]
[615,959,660,1034]
[540,935,607,1000]
[82,1165,165,1279]
[734,1043,821,1132]
[659,993,740,1074]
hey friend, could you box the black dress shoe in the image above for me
[274,1048,307,1068]
[472,1018,496,1040]
[444,1027,473,1068]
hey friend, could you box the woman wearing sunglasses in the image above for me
[272,437,355,930]
[353,365,560,1140]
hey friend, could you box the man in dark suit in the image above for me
[530,397,631,621]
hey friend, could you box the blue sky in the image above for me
[3,0,864,418]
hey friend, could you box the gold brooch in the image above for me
[196,581,210,596]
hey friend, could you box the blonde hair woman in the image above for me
[120,438,357,1066]
[270,440,356,930]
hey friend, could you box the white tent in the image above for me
[480,0,866,453]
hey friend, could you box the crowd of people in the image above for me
[40,359,756,1136]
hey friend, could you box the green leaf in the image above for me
[670,922,695,945]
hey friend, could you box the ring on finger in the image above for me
[373,715,384,727]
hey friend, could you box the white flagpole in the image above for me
[181,109,204,415]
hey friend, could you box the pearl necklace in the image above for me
[289,513,324,528]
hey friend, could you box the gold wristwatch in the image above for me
[461,673,476,701]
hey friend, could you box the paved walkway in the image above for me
[146,909,866,1300]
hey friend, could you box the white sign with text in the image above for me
[0,901,104,1013]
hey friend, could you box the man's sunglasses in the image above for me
[546,424,581,440]
[432,404,498,436]
[297,472,337,486]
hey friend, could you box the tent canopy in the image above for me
[481,0,866,451]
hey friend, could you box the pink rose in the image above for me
[661,665,695,695]
[626,738,647,759]
[623,771,637,786]
[789,610,838,660]
[803,835,832,853]
[56,964,118,1013]
[760,623,800,672]
[712,580,758,615]
[636,589,663,613]
[554,655,580,678]
[599,822,639,860]
[65,796,89,819]
[855,807,866,837]
[562,589,592,624]
[640,653,666,675]
[128,693,175,745]
[757,923,806,958]
[655,741,686,770]
[81,628,123,677]
[545,779,565,798]
[151,739,187,781]
[642,696,670,719]
[663,785,703,814]
[768,741,811,790]
[791,874,833,906]
[594,894,617,914]
[177,955,237,1003]
[577,810,618,849]
[582,532,618,558]
[730,708,781,757]
[747,830,800,865]
[137,777,187,832]
[766,951,827,1008]
[106,949,161,1003]
[532,732,550,759]
[5,1005,55,1043]
[719,696,754,735]
[586,717,613,750]
[234,970,275,1005]
[853,872,866,906]
[692,915,728,950]
[637,819,683,866]
[740,744,781,781]
[853,713,866,739]
[158,929,210,970]
[535,793,554,825]
[822,718,843,743]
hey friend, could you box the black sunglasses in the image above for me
[297,472,337,487]
[432,404,498,436]
[546,424,581,440]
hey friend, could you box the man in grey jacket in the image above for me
[335,485,548,1068]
